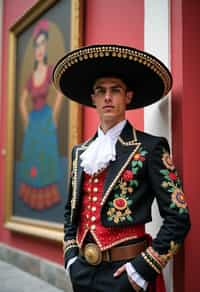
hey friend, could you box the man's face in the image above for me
[91,77,133,124]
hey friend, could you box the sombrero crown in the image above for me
[53,44,172,109]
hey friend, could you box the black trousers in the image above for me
[69,256,137,292]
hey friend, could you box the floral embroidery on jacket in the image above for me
[160,149,188,214]
[107,147,148,223]
[161,151,175,171]
[107,193,133,223]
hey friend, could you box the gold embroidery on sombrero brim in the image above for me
[53,46,172,97]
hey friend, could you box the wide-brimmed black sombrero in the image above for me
[53,44,172,109]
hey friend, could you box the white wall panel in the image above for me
[144,1,173,291]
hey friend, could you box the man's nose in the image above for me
[104,89,112,102]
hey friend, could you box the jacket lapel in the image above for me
[101,122,141,206]
[71,140,95,222]
[74,135,97,203]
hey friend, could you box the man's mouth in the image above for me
[102,105,114,109]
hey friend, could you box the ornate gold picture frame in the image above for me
[5,0,83,241]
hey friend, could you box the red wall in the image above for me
[0,0,144,264]
[171,0,200,291]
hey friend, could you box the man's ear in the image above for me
[126,91,134,105]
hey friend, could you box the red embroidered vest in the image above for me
[77,170,145,250]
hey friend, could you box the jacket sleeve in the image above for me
[131,138,191,282]
[63,146,79,268]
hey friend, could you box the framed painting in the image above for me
[5,0,83,241]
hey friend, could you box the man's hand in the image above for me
[113,264,142,291]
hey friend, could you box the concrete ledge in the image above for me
[0,260,64,292]
[0,243,73,292]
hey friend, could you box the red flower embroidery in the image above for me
[113,197,128,210]
[122,170,134,181]
[169,172,177,181]
[140,156,145,162]
[30,166,37,177]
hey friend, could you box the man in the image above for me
[53,44,190,291]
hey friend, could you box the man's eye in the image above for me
[94,88,105,95]
[111,87,121,93]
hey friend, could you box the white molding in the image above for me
[144,0,171,143]
[144,1,173,291]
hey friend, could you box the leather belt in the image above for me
[80,240,147,266]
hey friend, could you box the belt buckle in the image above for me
[83,243,102,265]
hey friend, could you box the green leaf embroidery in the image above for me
[179,208,188,214]
[132,160,138,167]
[114,185,119,190]
[132,180,139,188]
[138,160,143,168]
[127,215,133,222]
[108,201,113,207]
[164,176,172,182]
[170,202,176,208]
[168,188,175,193]
[127,200,133,206]
[132,167,139,174]
[129,180,135,186]
[160,169,170,175]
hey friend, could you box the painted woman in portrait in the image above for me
[19,19,63,210]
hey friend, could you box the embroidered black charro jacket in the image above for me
[64,121,190,282]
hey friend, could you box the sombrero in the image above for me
[53,44,172,109]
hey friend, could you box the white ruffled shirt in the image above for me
[66,120,148,290]
[80,120,126,175]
